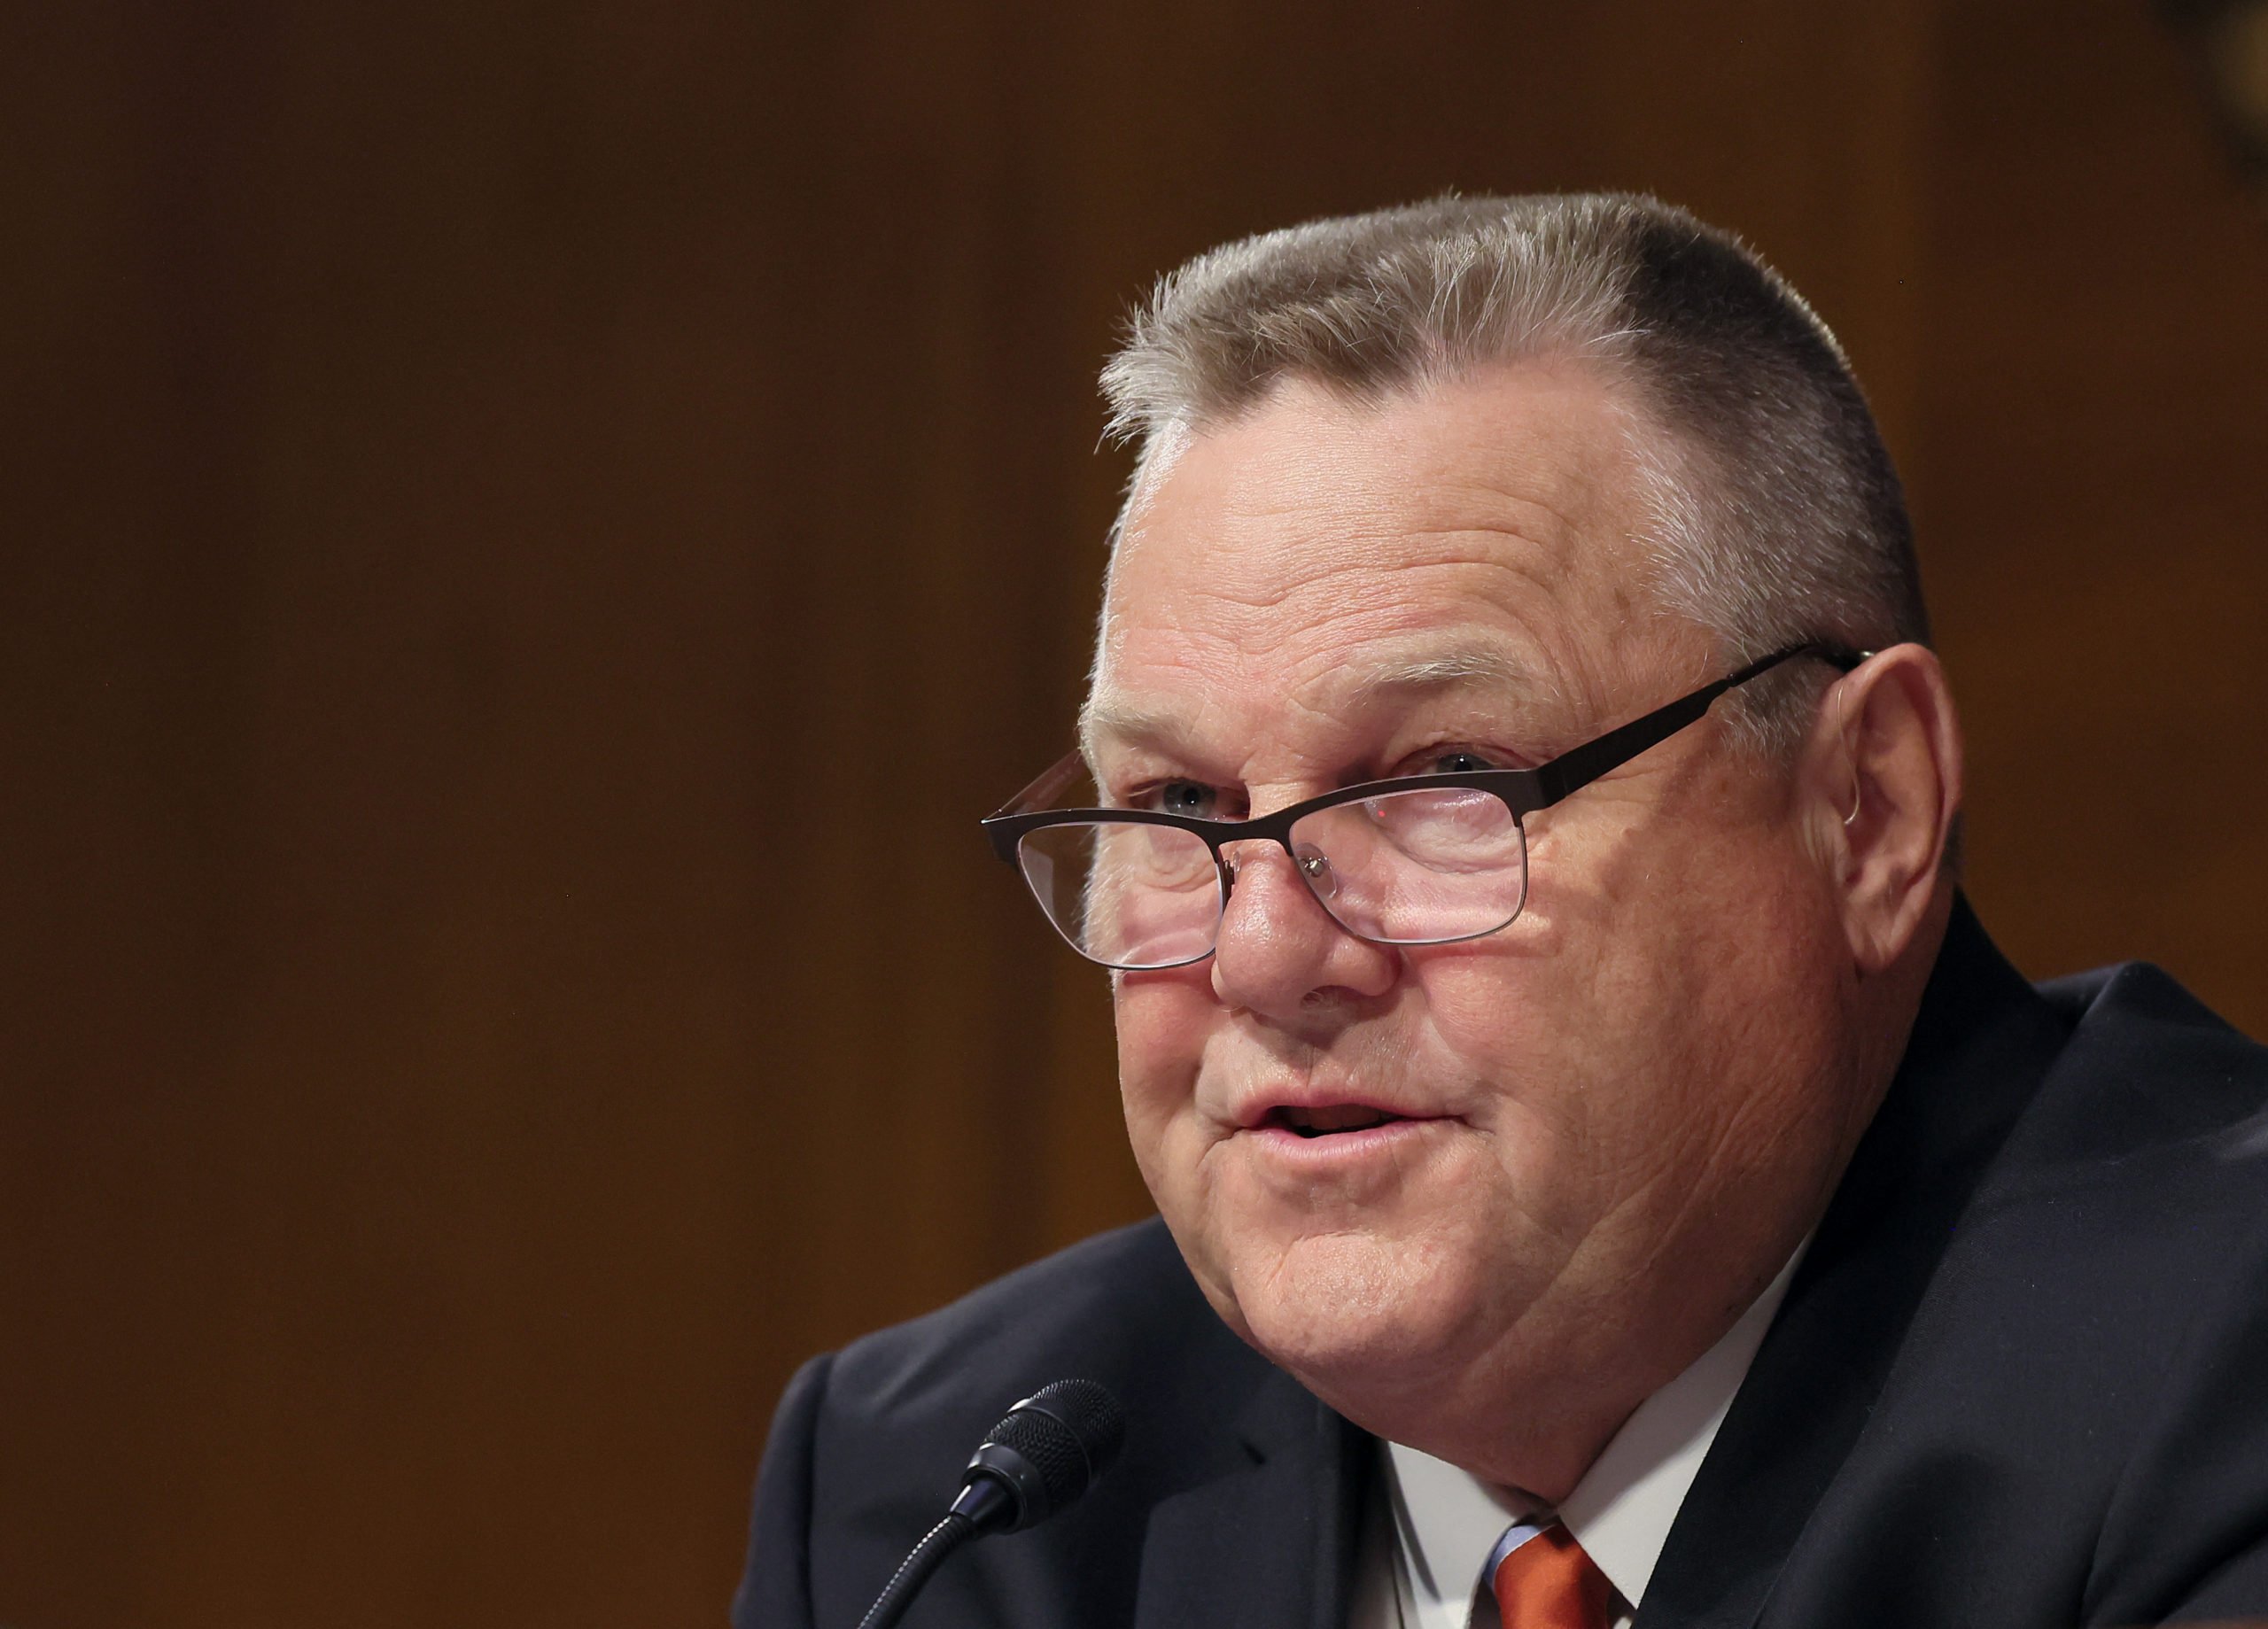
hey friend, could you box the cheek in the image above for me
[1511,835,1840,1164]
[1110,975,1214,1168]
[1506,798,1815,1038]
[1408,933,1611,1116]
[1402,833,1809,1179]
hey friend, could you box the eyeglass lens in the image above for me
[1016,784,1529,969]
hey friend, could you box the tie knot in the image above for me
[1487,1519,1612,1629]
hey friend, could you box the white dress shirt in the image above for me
[1350,1247,1804,1629]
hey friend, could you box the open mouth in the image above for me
[1266,1105,1408,1139]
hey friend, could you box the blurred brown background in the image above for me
[3,1,2264,1625]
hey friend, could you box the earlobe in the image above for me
[1820,646,1963,973]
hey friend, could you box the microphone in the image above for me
[854,1378,1127,1629]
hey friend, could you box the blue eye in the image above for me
[1153,780,1218,817]
[1428,750,1495,775]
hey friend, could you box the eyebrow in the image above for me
[1077,695,1202,764]
[1343,645,1534,709]
[1079,640,1550,764]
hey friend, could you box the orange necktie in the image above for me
[1488,1519,1613,1629]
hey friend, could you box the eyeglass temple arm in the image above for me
[1531,641,1868,806]
[988,750,1088,823]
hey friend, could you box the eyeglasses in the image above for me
[982,641,1866,970]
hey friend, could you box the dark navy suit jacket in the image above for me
[737,903,2268,1627]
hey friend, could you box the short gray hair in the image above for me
[1099,193,1928,754]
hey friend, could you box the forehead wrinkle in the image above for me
[1157,505,1588,620]
[1121,435,1600,609]
[1088,544,1587,756]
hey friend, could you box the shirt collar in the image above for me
[1382,1243,1806,1615]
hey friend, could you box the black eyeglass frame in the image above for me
[981,640,1868,960]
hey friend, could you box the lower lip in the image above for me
[1241,1117,1449,1165]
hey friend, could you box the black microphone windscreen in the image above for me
[986,1378,1126,1509]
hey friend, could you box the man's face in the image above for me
[1089,364,1859,1459]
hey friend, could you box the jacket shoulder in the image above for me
[1836,957,2268,1622]
[822,1215,1255,1423]
[2021,957,2268,1184]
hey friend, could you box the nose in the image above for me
[1208,839,1397,1019]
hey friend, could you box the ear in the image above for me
[1805,644,1963,973]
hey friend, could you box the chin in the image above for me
[1221,1227,1486,1398]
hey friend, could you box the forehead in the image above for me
[1092,362,1664,742]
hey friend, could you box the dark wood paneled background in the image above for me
[4,3,2262,1624]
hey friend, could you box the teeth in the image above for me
[1278,1105,1399,1136]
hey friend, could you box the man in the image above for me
[737,195,2268,1628]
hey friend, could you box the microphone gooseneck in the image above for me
[852,1512,976,1629]
[853,1378,1127,1629]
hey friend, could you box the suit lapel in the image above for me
[1640,898,2071,1629]
[1134,1365,1366,1629]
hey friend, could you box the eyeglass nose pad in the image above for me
[1221,841,1335,901]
